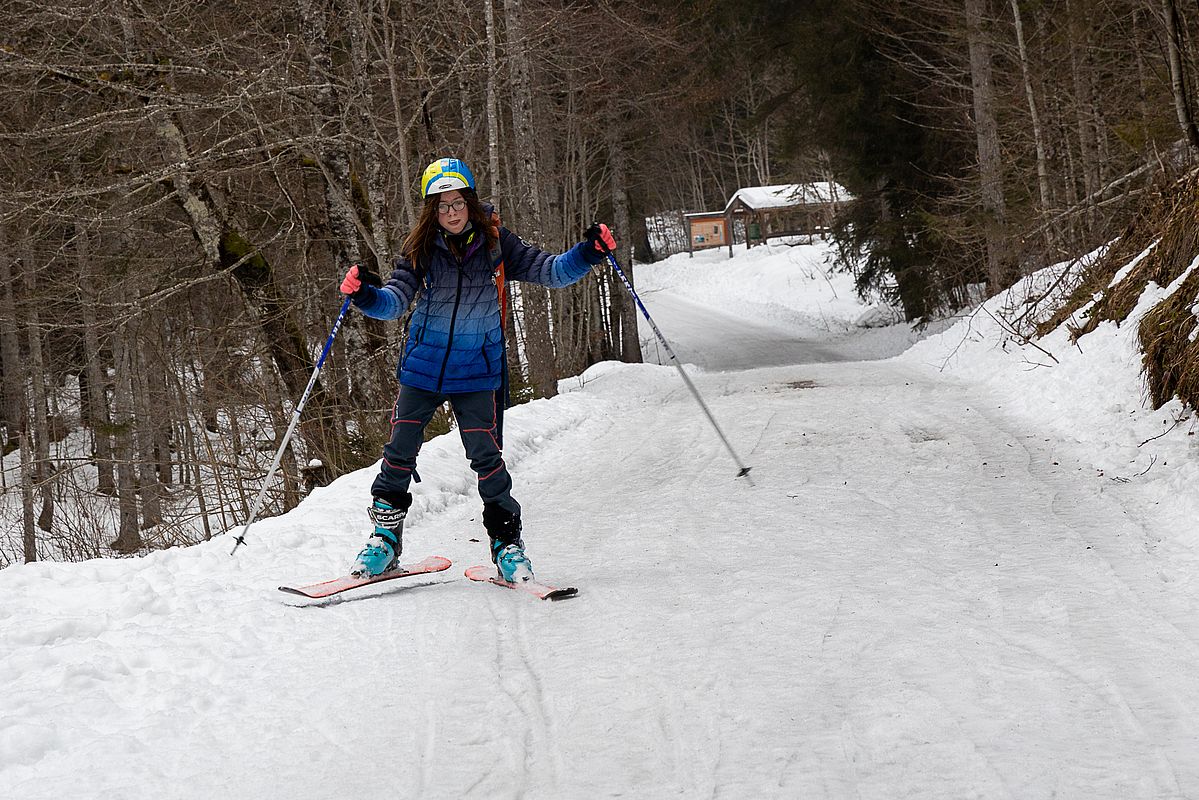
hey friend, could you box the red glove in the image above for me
[585,222,616,255]
[340,264,365,295]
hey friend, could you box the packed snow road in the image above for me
[634,289,851,367]
[4,268,1199,798]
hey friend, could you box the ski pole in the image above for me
[230,295,353,554]
[603,250,753,484]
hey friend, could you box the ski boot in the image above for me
[351,493,410,577]
[483,503,533,583]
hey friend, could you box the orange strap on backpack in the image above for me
[488,211,507,330]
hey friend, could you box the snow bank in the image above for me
[637,239,893,335]
[899,252,1199,549]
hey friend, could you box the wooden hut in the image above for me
[722,182,850,253]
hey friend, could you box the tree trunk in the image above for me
[1066,0,1099,218]
[301,0,388,419]
[109,324,142,554]
[21,238,54,533]
[20,430,36,562]
[0,229,25,447]
[76,223,117,495]
[151,359,173,491]
[965,0,1012,292]
[520,290,557,398]
[379,5,418,229]
[134,329,164,530]
[1162,0,1199,150]
[301,0,361,265]
[486,0,502,199]
[607,115,643,363]
[1133,8,1155,163]
[456,5,477,169]
[503,0,557,399]
[1009,0,1053,246]
[346,0,391,264]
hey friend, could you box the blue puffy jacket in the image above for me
[350,225,596,393]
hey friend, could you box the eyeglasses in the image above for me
[437,199,467,215]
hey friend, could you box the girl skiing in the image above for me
[339,157,616,582]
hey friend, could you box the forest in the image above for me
[2,0,1196,564]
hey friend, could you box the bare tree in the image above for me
[1009,0,1053,245]
[502,0,557,399]
[1162,0,1199,150]
[19,235,55,533]
[109,322,142,554]
[965,0,1014,290]
[20,430,36,562]
[0,228,24,453]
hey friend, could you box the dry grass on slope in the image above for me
[1036,175,1199,410]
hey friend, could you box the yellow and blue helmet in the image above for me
[421,157,476,197]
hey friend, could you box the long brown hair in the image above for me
[400,188,499,269]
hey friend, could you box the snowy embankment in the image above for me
[900,245,1199,555]
[633,241,930,366]
[637,241,879,334]
[6,237,1199,799]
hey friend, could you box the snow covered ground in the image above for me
[5,239,1199,799]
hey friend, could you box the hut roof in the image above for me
[723,182,851,214]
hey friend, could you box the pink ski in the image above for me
[464,565,578,601]
[279,555,452,599]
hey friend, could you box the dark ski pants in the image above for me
[371,385,521,517]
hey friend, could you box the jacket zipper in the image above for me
[436,262,465,391]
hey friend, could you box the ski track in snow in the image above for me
[6,248,1199,797]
